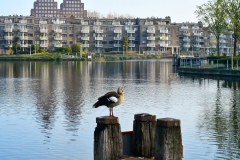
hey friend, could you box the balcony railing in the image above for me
[194,39,203,42]
[20,44,28,48]
[183,44,190,48]
[95,37,103,40]
[183,38,190,42]
[147,44,155,47]
[4,36,13,40]
[4,20,12,23]
[129,44,135,47]
[39,21,47,24]
[192,26,199,29]
[5,44,12,48]
[147,37,155,40]
[81,37,89,41]
[112,22,120,25]
[54,36,62,41]
[81,22,88,25]
[114,30,122,33]
[53,21,61,24]
[95,30,103,33]
[83,44,89,48]
[40,44,48,48]
[81,30,89,33]
[211,45,216,48]
[145,22,153,25]
[194,44,202,47]
[160,37,168,40]
[83,44,89,47]
[183,32,190,36]
[40,36,48,40]
[159,43,168,47]
[126,22,133,25]
[95,44,103,47]
[128,37,135,40]
[54,44,62,47]
[114,44,121,47]
[194,32,202,36]
[19,36,28,40]
[94,22,102,25]
[40,29,48,33]
[19,28,28,32]
[54,29,62,33]
[114,37,122,40]
[19,20,27,24]
[147,30,155,33]
[159,30,168,33]
[127,30,135,33]
[181,26,188,30]
[4,28,12,32]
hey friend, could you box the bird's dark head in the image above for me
[117,86,124,94]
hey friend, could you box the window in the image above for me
[61,26,67,30]
[69,34,73,37]
[62,34,67,37]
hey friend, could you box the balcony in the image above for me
[183,38,190,42]
[40,36,48,40]
[220,39,227,43]
[160,36,168,40]
[183,44,190,48]
[129,44,135,47]
[112,22,120,25]
[147,44,155,47]
[145,22,153,25]
[5,44,12,48]
[40,29,48,33]
[147,37,155,40]
[126,22,133,25]
[19,20,27,24]
[114,44,121,47]
[83,44,89,47]
[159,43,168,47]
[181,26,188,30]
[53,21,61,24]
[94,22,102,25]
[4,20,12,23]
[194,39,203,42]
[81,22,88,25]
[211,45,217,48]
[4,28,12,32]
[192,26,199,29]
[194,44,202,48]
[194,32,202,36]
[183,32,190,36]
[114,37,122,40]
[39,21,47,24]
[95,44,103,47]
[95,30,103,33]
[127,30,135,33]
[54,36,62,41]
[4,36,13,40]
[128,37,135,40]
[54,44,62,47]
[19,36,28,40]
[81,30,89,33]
[54,29,62,33]
[159,30,168,33]
[95,37,103,40]
[81,37,89,41]
[147,30,155,33]
[114,30,122,33]
[40,44,48,48]
[20,44,28,48]
[19,28,28,32]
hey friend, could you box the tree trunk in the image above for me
[217,36,220,56]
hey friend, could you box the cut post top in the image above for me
[96,116,119,124]
[134,113,156,122]
[157,118,181,127]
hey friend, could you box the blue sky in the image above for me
[0,0,209,23]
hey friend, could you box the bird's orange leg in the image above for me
[109,108,112,116]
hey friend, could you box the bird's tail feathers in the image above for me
[92,101,102,108]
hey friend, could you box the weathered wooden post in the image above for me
[94,116,122,160]
[132,113,156,158]
[155,118,183,160]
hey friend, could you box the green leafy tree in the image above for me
[71,42,82,53]
[63,46,72,53]
[223,0,240,56]
[122,36,129,51]
[195,0,228,56]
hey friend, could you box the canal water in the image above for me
[0,60,240,160]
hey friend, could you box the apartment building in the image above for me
[0,15,235,55]
[30,0,87,18]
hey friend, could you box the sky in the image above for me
[0,0,209,23]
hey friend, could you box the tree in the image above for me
[71,42,82,53]
[87,10,101,18]
[223,0,240,56]
[63,46,72,53]
[122,36,129,51]
[195,0,228,56]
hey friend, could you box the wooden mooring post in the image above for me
[94,116,122,160]
[155,118,183,160]
[132,113,156,158]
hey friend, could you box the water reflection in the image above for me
[179,74,240,159]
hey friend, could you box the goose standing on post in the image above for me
[93,86,124,117]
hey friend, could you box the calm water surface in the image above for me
[0,60,240,160]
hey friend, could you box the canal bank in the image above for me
[178,67,240,77]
